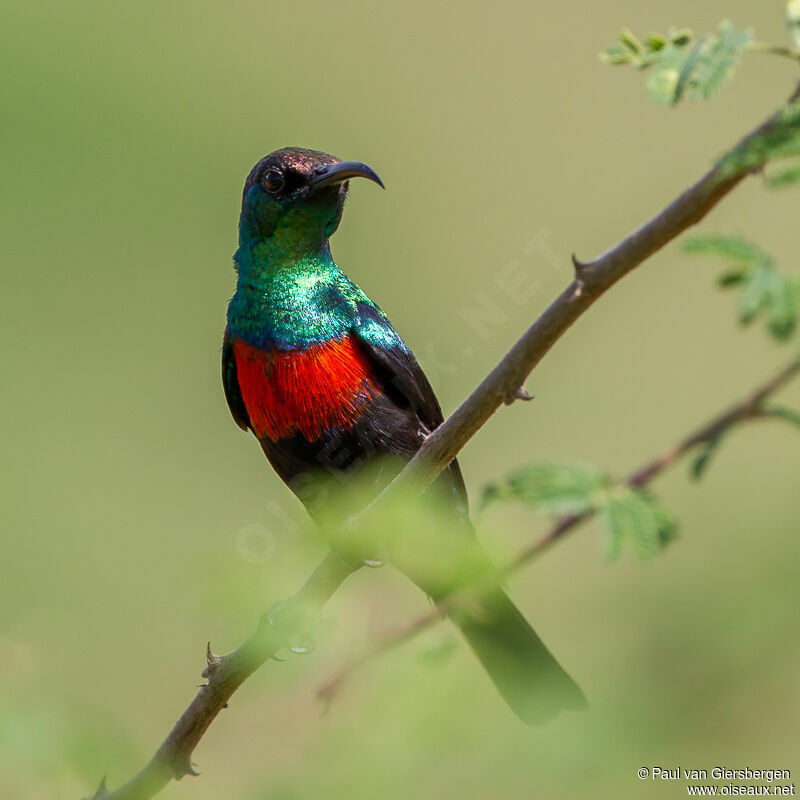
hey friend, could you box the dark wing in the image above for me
[352,303,468,508]
[222,331,251,432]
[353,303,445,430]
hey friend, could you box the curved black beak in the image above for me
[309,160,385,190]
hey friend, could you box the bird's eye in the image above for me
[262,169,285,193]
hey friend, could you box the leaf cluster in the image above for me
[719,98,800,182]
[482,464,676,562]
[682,235,800,341]
[602,21,752,105]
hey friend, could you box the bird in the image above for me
[222,147,585,724]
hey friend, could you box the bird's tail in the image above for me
[449,580,586,725]
[381,464,585,724]
[390,511,585,724]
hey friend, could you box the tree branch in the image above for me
[318,356,800,705]
[89,82,800,800]
[90,553,356,800]
[345,81,800,530]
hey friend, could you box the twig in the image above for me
[318,356,800,704]
[346,82,800,530]
[749,41,800,63]
[90,82,800,800]
[90,553,355,800]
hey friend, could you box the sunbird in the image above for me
[222,147,585,723]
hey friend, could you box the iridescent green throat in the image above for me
[227,239,407,354]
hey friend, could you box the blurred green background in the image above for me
[2,1,799,798]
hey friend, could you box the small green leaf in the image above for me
[717,270,746,287]
[670,28,693,47]
[691,435,724,481]
[481,463,610,514]
[601,42,633,65]
[619,28,644,55]
[768,277,798,339]
[684,233,798,342]
[683,235,773,270]
[653,506,679,548]
[603,498,626,562]
[739,266,775,325]
[719,99,800,175]
[761,405,800,431]
[690,20,752,101]
[673,38,709,105]
[646,45,691,105]
[645,33,668,52]
[766,163,800,189]
[601,488,677,562]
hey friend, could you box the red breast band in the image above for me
[233,336,380,441]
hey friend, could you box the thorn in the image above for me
[571,252,590,274]
[205,642,225,679]
[571,254,594,295]
[173,754,201,780]
[503,386,534,405]
[86,775,108,799]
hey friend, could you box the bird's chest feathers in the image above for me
[228,264,358,350]
[232,336,380,442]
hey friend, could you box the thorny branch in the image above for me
[318,355,800,706]
[89,82,800,800]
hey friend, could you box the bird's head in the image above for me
[238,147,383,254]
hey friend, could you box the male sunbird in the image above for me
[222,147,584,723]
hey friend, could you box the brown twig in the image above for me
[318,356,800,704]
[90,82,800,800]
[347,82,800,523]
[89,553,355,800]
